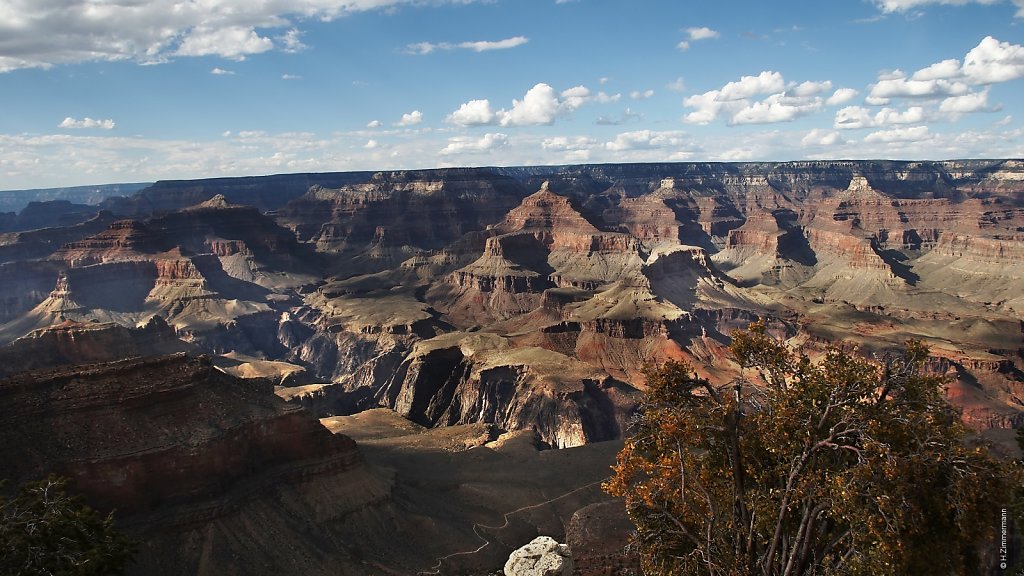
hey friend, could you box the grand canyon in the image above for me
[2,159,1023,574]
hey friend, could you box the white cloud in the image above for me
[282,74,302,80]
[447,83,614,129]
[834,106,874,129]
[499,84,562,126]
[863,125,932,142]
[396,110,424,127]
[716,71,786,101]
[605,130,687,151]
[870,70,971,100]
[460,36,529,52]
[826,88,859,106]
[542,136,595,151]
[0,0,493,72]
[682,90,730,124]
[58,117,116,130]
[367,120,382,128]
[447,99,496,126]
[939,89,997,115]
[872,0,1005,13]
[912,58,962,81]
[175,26,274,60]
[440,132,509,155]
[686,26,720,41]
[678,26,719,50]
[364,139,380,149]
[962,36,1024,84]
[683,71,833,125]
[630,89,655,100]
[730,93,824,125]
[278,29,307,53]
[874,106,926,124]
[801,128,844,147]
[834,105,926,129]
[211,67,235,75]
[787,80,832,97]
[404,36,529,55]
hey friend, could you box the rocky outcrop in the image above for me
[504,536,574,576]
[0,316,192,377]
[0,353,393,576]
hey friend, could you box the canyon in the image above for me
[1,160,1022,573]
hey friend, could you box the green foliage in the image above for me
[0,476,136,576]
[605,322,1019,576]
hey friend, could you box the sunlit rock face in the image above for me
[2,160,1023,445]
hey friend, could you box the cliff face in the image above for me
[0,353,394,576]
[3,160,1023,447]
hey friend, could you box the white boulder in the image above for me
[503,536,573,576]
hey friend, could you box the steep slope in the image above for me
[0,354,393,576]
[3,160,1022,444]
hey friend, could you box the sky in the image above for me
[1,0,1023,189]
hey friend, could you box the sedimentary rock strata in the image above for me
[0,160,1021,447]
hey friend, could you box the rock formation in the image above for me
[504,536,574,576]
[1,160,1021,446]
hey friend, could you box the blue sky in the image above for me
[1,0,1023,189]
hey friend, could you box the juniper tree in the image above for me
[605,323,1017,576]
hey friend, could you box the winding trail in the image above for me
[418,478,607,575]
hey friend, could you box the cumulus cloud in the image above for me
[869,71,970,100]
[683,71,834,125]
[731,93,825,125]
[826,88,859,106]
[863,125,932,142]
[448,83,616,128]
[175,26,274,60]
[404,36,529,55]
[396,110,424,127]
[367,120,382,128]
[59,117,116,130]
[868,37,1024,103]
[939,89,998,115]
[440,132,509,155]
[542,136,595,151]
[717,71,786,101]
[630,89,655,100]
[0,0,492,72]
[447,99,496,127]
[963,36,1024,83]
[787,80,833,97]
[499,84,562,126]
[801,128,844,147]
[211,67,235,75]
[605,130,688,151]
[834,105,926,129]
[678,26,719,50]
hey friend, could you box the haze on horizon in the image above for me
[1,0,1023,190]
